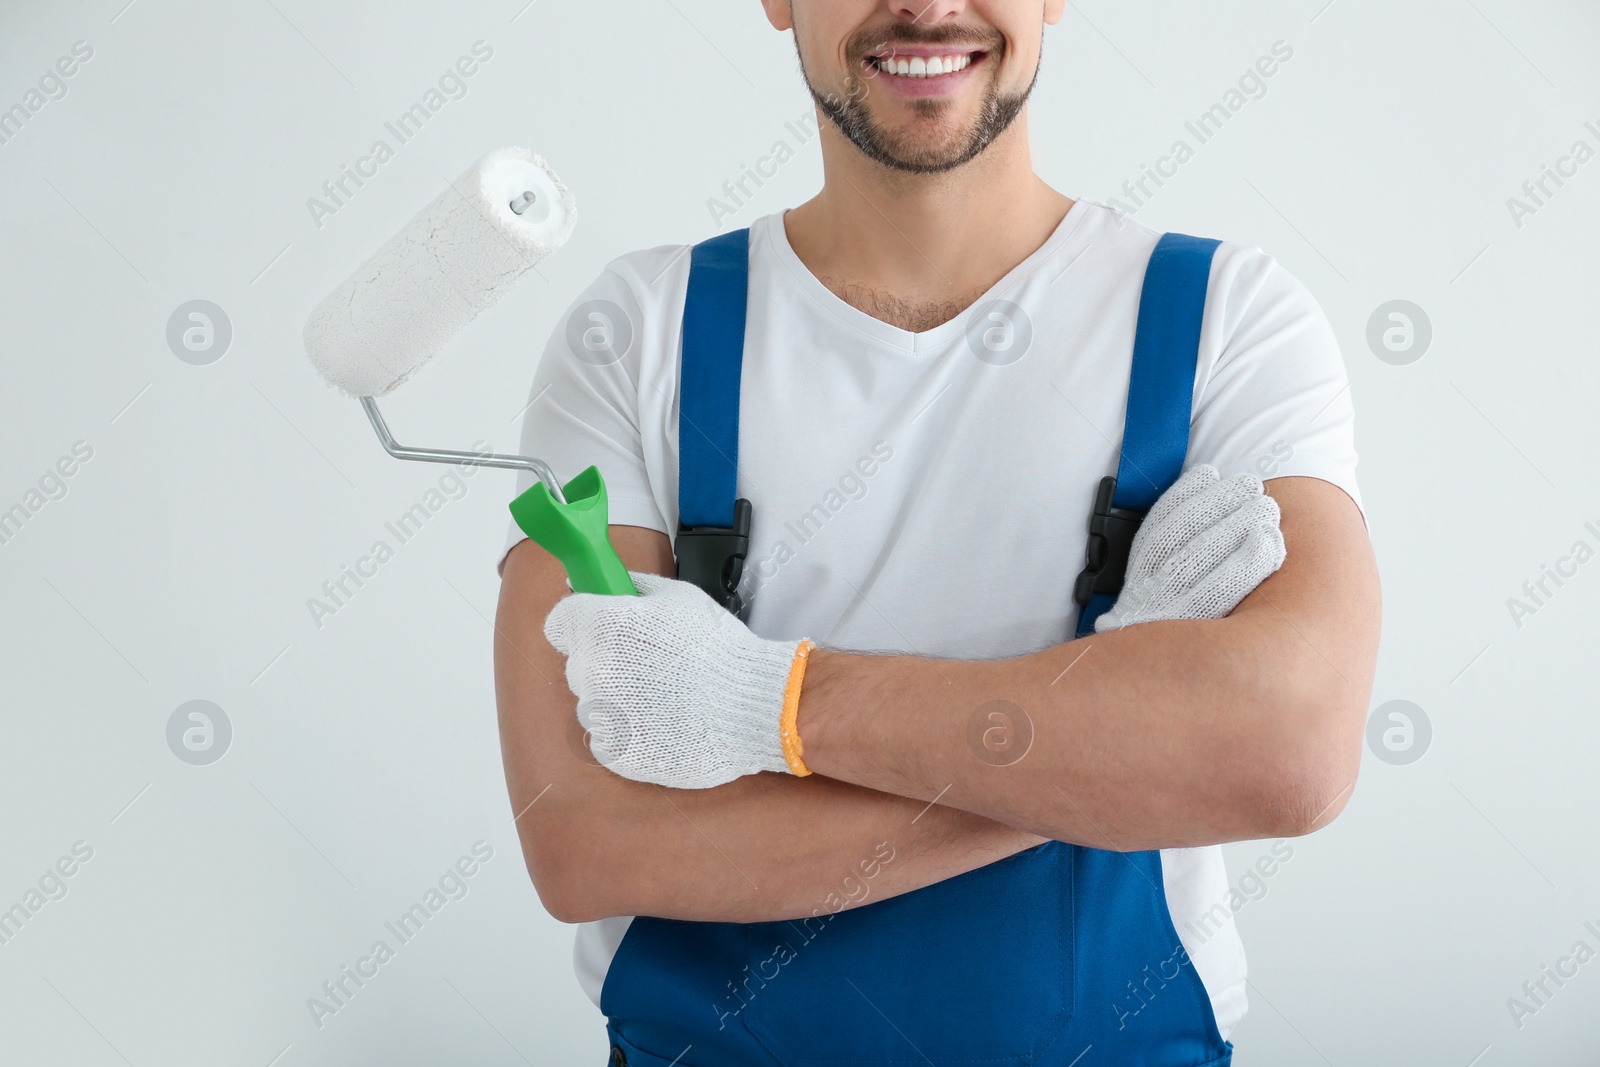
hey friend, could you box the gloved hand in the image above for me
[1095,464,1286,633]
[544,570,816,789]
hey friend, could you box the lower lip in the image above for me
[867,52,984,98]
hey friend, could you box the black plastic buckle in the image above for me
[675,497,753,618]
[1073,476,1147,608]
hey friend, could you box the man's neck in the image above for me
[782,107,1073,333]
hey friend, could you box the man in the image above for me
[494,0,1380,1063]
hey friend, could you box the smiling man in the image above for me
[494,1,1380,1064]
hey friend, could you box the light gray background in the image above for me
[2,1,1597,1064]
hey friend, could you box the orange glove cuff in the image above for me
[779,639,817,777]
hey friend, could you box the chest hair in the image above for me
[819,276,991,333]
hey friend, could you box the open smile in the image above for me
[861,46,988,97]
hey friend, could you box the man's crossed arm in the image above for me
[493,472,1379,924]
[496,524,1049,926]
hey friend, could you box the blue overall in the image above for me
[599,229,1231,1067]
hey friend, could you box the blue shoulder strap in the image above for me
[676,228,753,615]
[1074,232,1222,638]
[679,228,749,529]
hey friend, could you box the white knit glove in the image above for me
[1095,464,1287,632]
[544,571,814,789]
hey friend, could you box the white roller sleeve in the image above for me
[303,146,576,398]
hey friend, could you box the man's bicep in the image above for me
[493,525,674,912]
[501,524,675,593]
[494,522,674,783]
[494,523,674,743]
[1233,476,1380,800]
[1240,476,1379,678]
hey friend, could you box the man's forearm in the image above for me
[521,766,1046,925]
[795,617,1311,850]
[794,478,1379,850]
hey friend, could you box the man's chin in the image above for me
[850,110,978,166]
[875,144,978,173]
[864,124,990,173]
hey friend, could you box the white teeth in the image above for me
[874,53,971,77]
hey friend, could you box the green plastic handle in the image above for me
[508,465,639,596]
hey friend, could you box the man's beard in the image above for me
[800,32,1039,175]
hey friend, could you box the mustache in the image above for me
[849,24,1003,58]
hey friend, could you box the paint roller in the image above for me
[302,146,637,596]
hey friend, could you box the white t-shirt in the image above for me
[497,200,1364,1040]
